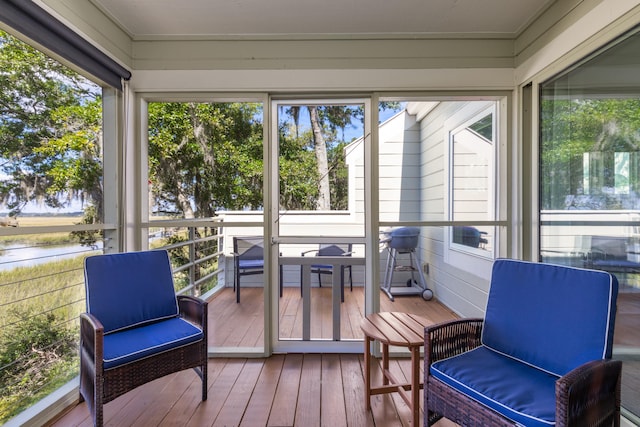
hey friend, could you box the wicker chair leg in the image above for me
[200,364,208,401]
[424,393,442,426]
[81,383,102,427]
[93,377,103,427]
[94,397,103,427]
[80,365,101,426]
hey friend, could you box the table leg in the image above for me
[364,336,371,409]
[411,346,420,426]
[382,343,389,386]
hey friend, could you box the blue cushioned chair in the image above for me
[301,243,353,302]
[80,250,208,427]
[233,236,265,303]
[424,259,622,427]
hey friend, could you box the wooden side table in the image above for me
[361,311,429,426]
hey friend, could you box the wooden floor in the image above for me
[51,288,458,427]
[208,287,458,347]
[50,287,640,426]
[53,352,464,427]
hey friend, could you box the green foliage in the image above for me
[540,98,640,210]
[148,102,264,216]
[0,255,87,423]
[70,204,103,246]
[278,127,319,210]
[0,30,103,218]
[0,310,78,424]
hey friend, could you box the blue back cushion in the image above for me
[482,259,618,376]
[84,250,179,334]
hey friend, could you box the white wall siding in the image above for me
[411,101,493,317]
[378,112,421,223]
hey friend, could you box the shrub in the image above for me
[0,309,78,423]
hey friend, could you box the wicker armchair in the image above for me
[424,259,622,427]
[80,250,208,427]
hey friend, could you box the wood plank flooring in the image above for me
[52,353,458,427]
[51,288,458,427]
[208,287,458,347]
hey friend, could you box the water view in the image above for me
[0,242,103,271]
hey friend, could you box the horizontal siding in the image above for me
[378,112,422,223]
[131,38,515,70]
[416,101,493,317]
[422,227,490,318]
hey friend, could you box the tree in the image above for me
[540,97,640,210]
[0,30,103,218]
[309,106,331,209]
[147,102,264,216]
[280,102,400,211]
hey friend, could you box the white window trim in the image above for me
[444,101,498,276]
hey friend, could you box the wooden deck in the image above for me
[49,287,640,426]
[53,352,460,427]
[51,287,458,427]
[208,287,458,346]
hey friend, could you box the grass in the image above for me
[0,216,83,246]
[0,251,89,424]
[0,256,88,329]
[0,217,90,329]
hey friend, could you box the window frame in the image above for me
[444,101,499,271]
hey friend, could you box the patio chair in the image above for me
[233,236,264,303]
[424,259,621,427]
[301,244,353,302]
[452,225,488,248]
[80,250,208,427]
[233,236,285,302]
[583,235,640,275]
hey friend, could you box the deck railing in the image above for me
[147,217,226,297]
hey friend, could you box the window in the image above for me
[0,29,105,423]
[446,102,497,265]
[377,98,503,281]
[539,27,640,419]
[147,101,264,218]
[276,103,363,213]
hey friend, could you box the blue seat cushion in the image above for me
[482,259,618,376]
[103,317,203,370]
[238,259,263,270]
[431,346,558,427]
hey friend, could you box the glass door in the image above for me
[538,30,640,419]
[270,98,369,352]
